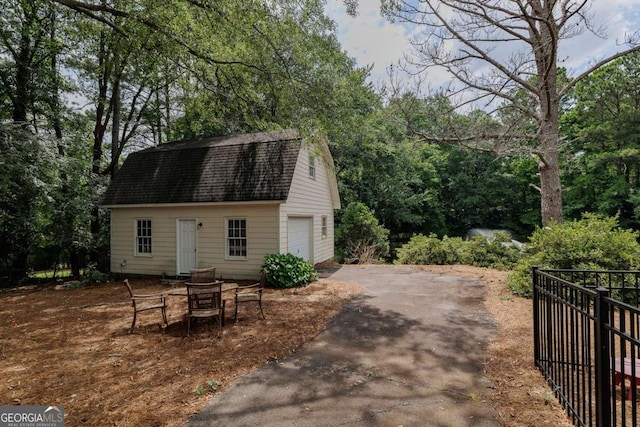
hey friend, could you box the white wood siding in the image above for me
[279,143,336,264]
[110,204,279,280]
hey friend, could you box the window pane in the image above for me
[322,216,327,238]
[227,219,247,257]
[136,220,152,254]
[309,155,316,178]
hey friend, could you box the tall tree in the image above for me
[0,0,62,127]
[65,3,164,266]
[0,0,72,279]
[0,125,62,282]
[354,0,640,225]
[562,52,640,227]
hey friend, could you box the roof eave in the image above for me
[101,200,286,209]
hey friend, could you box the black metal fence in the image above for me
[533,268,640,426]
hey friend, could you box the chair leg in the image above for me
[130,310,137,333]
[218,303,226,337]
[186,316,191,337]
[161,307,168,331]
[234,301,265,322]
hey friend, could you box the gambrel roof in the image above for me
[102,130,307,206]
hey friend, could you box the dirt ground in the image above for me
[0,266,572,426]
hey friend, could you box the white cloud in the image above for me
[558,0,640,73]
[325,0,411,85]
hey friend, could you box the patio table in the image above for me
[613,357,640,400]
[167,282,238,296]
[167,282,239,330]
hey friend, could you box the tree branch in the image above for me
[53,0,267,73]
[424,1,537,93]
[560,44,640,97]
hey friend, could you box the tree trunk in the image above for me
[533,1,563,226]
[70,250,82,278]
[536,72,564,225]
[14,30,32,124]
[8,14,36,281]
[537,87,564,225]
[538,139,563,225]
[111,80,120,178]
[89,26,109,265]
[49,11,86,277]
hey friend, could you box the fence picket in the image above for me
[533,268,640,427]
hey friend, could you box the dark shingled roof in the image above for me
[102,131,302,206]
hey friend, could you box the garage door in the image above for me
[288,217,312,262]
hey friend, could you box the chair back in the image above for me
[258,268,267,289]
[190,267,216,283]
[123,279,135,298]
[186,282,223,314]
[233,269,267,321]
[123,279,168,332]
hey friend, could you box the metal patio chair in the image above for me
[186,281,226,337]
[190,267,216,283]
[123,279,168,332]
[234,269,266,322]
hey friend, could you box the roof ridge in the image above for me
[146,130,300,152]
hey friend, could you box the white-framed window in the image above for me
[135,219,152,255]
[226,218,247,258]
[321,215,328,238]
[309,154,316,179]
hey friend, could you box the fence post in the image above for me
[595,287,611,427]
[533,266,540,367]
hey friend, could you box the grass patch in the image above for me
[28,268,81,279]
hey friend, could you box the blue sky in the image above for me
[325,0,640,87]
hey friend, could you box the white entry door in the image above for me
[288,217,312,262]
[178,219,197,275]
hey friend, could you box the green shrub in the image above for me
[263,253,318,288]
[395,234,458,265]
[506,214,640,297]
[464,233,522,270]
[77,263,108,287]
[395,233,521,269]
[335,202,390,263]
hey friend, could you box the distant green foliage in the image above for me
[506,214,640,297]
[84,263,109,283]
[561,52,640,230]
[335,202,390,263]
[394,233,521,270]
[263,253,318,288]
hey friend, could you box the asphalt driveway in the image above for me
[189,265,501,426]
